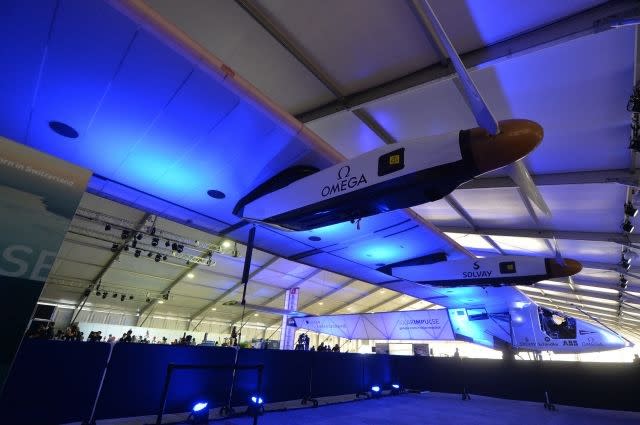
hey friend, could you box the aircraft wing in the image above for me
[1,0,529,313]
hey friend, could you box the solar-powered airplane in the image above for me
[233,0,626,354]
[0,0,629,354]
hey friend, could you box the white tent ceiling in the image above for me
[16,0,640,340]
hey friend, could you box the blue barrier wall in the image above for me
[2,340,640,425]
[236,348,311,404]
[310,352,363,397]
[0,340,110,425]
[95,344,236,419]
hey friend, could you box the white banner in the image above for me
[290,309,454,341]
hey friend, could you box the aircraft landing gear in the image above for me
[543,391,556,411]
[301,396,319,407]
[219,405,236,416]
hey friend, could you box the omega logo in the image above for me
[321,165,367,197]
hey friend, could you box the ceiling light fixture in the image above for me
[121,294,126,302]
[48,120,79,138]
[630,134,640,153]
[620,275,628,289]
[110,243,119,253]
[152,237,159,247]
[136,233,143,240]
[188,273,195,279]
[207,189,225,199]
[104,224,111,231]
[155,254,161,263]
[134,249,141,258]
[625,202,638,218]
[620,256,631,271]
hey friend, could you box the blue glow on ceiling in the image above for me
[363,245,402,262]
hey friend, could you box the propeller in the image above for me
[419,0,551,216]
[552,236,565,266]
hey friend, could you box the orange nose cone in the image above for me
[546,258,583,278]
[468,119,544,175]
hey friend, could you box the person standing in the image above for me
[303,333,310,350]
[230,326,238,346]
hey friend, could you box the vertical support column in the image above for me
[279,287,299,350]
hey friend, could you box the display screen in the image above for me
[466,308,489,321]
[499,261,517,274]
[378,148,405,176]
[33,304,55,320]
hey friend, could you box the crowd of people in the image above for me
[295,333,341,352]
[27,322,85,341]
[313,342,341,352]
[26,322,198,345]
[28,323,342,352]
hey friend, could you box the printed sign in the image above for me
[291,309,454,341]
[0,136,90,391]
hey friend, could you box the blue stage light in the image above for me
[371,386,380,392]
[392,384,400,389]
[192,402,208,412]
[250,396,263,404]
[190,401,209,424]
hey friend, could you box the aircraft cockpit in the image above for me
[538,307,576,339]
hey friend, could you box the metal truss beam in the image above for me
[437,226,640,245]
[189,257,279,322]
[296,0,640,122]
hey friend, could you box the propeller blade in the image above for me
[508,160,551,216]
[419,1,550,217]
[552,236,565,266]
[418,0,499,135]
